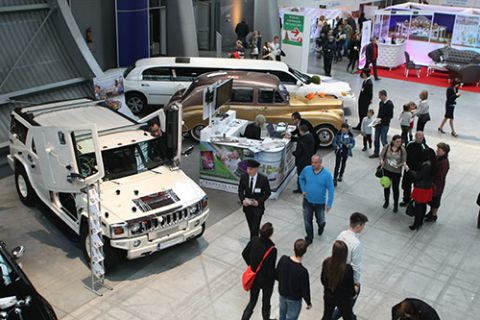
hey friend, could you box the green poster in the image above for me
[283,13,304,47]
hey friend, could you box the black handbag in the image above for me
[375,165,384,178]
[406,200,415,216]
[419,113,431,122]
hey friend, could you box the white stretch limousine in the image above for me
[121,57,355,114]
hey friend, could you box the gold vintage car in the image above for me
[169,71,344,146]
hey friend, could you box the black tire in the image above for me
[15,165,36,207]
[315,124,336,147]
[125,92,147,114]
[190,124,206,142]
[80,222,122,273]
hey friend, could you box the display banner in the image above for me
[359,20,372,69]
[93,70,137,120]
[282,12,311,72]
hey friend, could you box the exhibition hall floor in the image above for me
[1,59,480,320]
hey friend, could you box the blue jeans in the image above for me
[303,199,326,243]
[279,296,302,320]
[374,124,389,155]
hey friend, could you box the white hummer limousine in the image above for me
[8,98,208,268]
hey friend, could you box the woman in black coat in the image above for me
[409,148,436,231]
[321,240,357,320]
[241,222,277,320]
[438,78,461,137]
[347,32,360,73]
[392,298,440,320]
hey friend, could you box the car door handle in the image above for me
[141,83,150,87]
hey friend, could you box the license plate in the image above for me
[157,236,183,251]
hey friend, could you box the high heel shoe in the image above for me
[451,131,458,137]
[438,128,445,134]
[425,215,437,222]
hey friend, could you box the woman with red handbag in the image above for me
[241,223,277,320]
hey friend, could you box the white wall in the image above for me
[277,0,359,11]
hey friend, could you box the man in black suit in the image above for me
[391,298,440,320]
[365,37,380,80]
[354,69,373,130]
[243,114,265,140]
[238,159,272,239]
[289,112,318,149]
[292,125,315,193]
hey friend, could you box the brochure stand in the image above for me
[85,182,112,296]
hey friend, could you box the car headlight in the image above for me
[130,222,143,235]
[110,222,127,238]
[189,205,199,215]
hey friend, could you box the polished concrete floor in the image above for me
[1,57,480,320]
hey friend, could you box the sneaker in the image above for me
[338,176,343,182]
[369,154,379,159]
[318,223,326,236]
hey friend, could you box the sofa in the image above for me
[428,47,480,84]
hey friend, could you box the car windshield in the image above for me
[288,66,311,84]
[101,138,168,180]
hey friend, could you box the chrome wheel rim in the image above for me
[127,97,144,113]
[17,174,28,198]
[317,128,333,146]
[192,125,205,141]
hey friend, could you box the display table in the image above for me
[199,111,296,200]
[377,42,407,70]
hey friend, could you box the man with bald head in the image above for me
[299,155,335,245]
[400,131,428,207]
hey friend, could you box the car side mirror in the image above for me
[11,246,25,259]
[296,80,303,87]
[181,145,194,156]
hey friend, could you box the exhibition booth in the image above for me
[199,111,296,199]
[373,2,480,65]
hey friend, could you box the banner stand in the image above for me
[84,181,112,296]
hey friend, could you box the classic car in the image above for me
[169,71,345,147]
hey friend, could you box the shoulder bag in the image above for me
[242,246,275,291]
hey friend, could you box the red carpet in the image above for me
[372,65,480,93]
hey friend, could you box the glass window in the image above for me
[258,89,274,103]
[268,71,298,85]
[288,67,312,84]
[172,68,213,81]
[10,118,28,144]
[142,67,172,81]
[231,88,253,103]
[274,91,285,103]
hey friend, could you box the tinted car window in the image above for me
[172,68,215,81]
[231,88,253,103]
[10,118,28,144]
[258,89,274,103]
[274,91,285,103]
[142,67,172,81]
[268,71,298,84]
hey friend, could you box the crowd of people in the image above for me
[230,12,464,320]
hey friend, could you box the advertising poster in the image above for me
[93,70,137,120]
[388,14,411,41]
[451,15,479,47]
[282,13,305,47]
[359,20,372,69]
[430,13,455,44]
[199,141,296,193]
[409,14,433,42]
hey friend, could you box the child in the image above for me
[399,104,412,145]
[408,101,417,141]
[361,109,374,151]
[332,123,355,186]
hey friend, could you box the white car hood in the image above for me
[288,76,351,97]
[100,168,205,224]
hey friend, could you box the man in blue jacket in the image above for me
[299,155,335,245]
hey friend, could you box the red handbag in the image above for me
[242,246,275,291]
